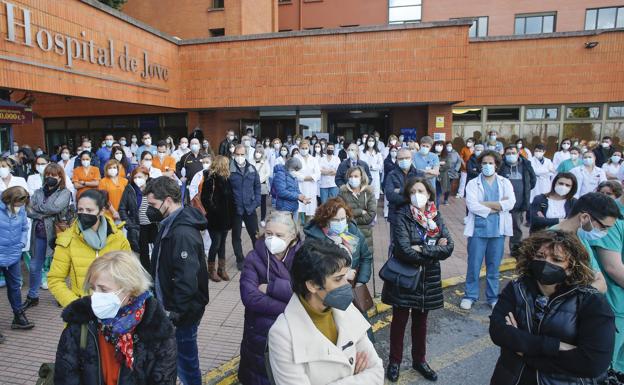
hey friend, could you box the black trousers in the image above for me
[260,194,267,221]
[207,229,229,263]
[139,223,158,272]
[231,212,258,261]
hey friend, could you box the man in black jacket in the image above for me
[335,143,372,187]
[498,145,536,254]
[218,129,238,156]
[145,176,208,385]
[593,136,617,168]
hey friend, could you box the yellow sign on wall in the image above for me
[435,116,445,128]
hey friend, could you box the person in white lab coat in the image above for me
[294,140,320,224]
[253,148,272,227]
[318,143,341,204]
[268,240,384,385]
[552,138,572,170]
[602,150,623,180]
[360,137,384,201]
[57,146,74,180]
[571,151,607,198]
[529,145,555,203]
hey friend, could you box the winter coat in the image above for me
[498,157,537,212]
[230,159,261,216]
[303,220,373,284]
[151,206,209,327]
[335,159,373,188]
[219,138,237,156]
[268,295,384,385]
[27,187,72,256]
[384,166,420,225]
[381,205,454,310]
[0,201,28,267]
[382,153,398,190]
[55,296,177,385]
[119,183,141,253]
[272,164,300,214]
[238,238,302,385]
[529,194,576,233]
[490,278,614,385]
[466,154,481,182]
[338,184,376,252]
[201,172,235,231]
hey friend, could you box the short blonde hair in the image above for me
[84,251,152,296]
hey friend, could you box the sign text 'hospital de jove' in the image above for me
[1,1,169,82]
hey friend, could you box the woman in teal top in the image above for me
[557,147,582,173]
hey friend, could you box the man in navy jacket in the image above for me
[230,144,261,270]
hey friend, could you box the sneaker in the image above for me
[460,299,473,310]
[260,221,266,227]
[489,301,498,309]
[456,193,462,198]
[41,272,48,290]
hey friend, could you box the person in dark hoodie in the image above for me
[144,176,209,385]
[238,211,302,385]
[55,251,177,385]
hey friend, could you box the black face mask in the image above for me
[530,260,567,285]
[326,150,334,155]
[77,213,98,229]
[44,177,59,188]
[146,204,165,223]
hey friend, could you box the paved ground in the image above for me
[0,194,517,384]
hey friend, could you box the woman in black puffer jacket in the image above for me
[490,230,615,385]
[54,251,177,385]
[382,177,454,383]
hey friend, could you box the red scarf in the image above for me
[410,202,440,237]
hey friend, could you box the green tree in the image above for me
[98,0,127,10]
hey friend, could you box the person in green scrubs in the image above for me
[586,190,624,371]
[557,147,583,173]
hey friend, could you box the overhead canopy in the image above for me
[0,99,33,125]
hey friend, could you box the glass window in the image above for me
[485,123,520,145]
[515,13,556,35]
[487,108,520,121]
[46,120,66,130]
[604,122,624,148]
[566,106,600,119]
[67,119,88,130]
[389,0,421,23]
[212,0,224,9]
[453,108,482,122]
[452,124,484,142]
[522,123,560,156]
[608,105,624,118]
[299,117,322,134]
[562,123,601,142]
[526,107,558,120]
[586,7,624,30]
[164,114,186,127]
[468,16,488,38]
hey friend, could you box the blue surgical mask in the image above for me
[419,147,430,155]
[505,154,518,164]
[482,164,496,177]
[398,159,411,170]
[577,218,609,241]
[329,218,348,234]
[611,155,622,164]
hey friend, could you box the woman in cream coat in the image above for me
[268,240,383,385]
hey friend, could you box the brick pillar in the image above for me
[427,104,453,141]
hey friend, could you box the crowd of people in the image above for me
[0,128,623,384]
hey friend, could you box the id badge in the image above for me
[427,238,437,246]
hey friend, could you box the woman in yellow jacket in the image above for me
[48,189,131,307]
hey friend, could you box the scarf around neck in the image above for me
[99,291,151,369]
[410,202,440,237]
[79,215,108,250]
[324,225,359,255]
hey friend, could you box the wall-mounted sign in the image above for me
[435,116,445,128]
[0,105,32,124]
[2,1,169,82]
[433,132,446,142]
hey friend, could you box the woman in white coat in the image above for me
[460,150,516,311]
[253,147,272,227]
[360,137,384,201]
[295,140,320,225]
[552,138,572,170]
[529,144,555,203]
[571,151,607,198]
[268,240,384,385]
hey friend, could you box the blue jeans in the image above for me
[176,322,202,385]
[0,261,23,313]
[464,236,505,304]
[28,236,47,299]
[320,187,339,203]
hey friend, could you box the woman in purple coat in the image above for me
[238,210,302,385]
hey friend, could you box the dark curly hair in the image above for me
[312,197,353,229]
[291,239,352,297]
[515,230,595,287]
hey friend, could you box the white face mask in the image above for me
[390,151,398,159]
[0,167,10,178]
[143,160,152,169]
[114,153,123,161]
[91,290,125,320]
[144,138,152,146]
[435,145,443,153]
[81,160,91,168]
[243,140,251,147]
[202,162,211,170]
[119,140,127,146]
[300,149,309,156]
[134,177,146,187]
[36,164,47,174]
[158,152,166,160]
[180,143,188,150]
[235,155,246,166]
[534,152,544,159]
[61,153,70,161]
[107,168,118,177]
[131,137,138,144]
[554,184,571,196]
[561,143,570,150]
[410,192,428,208]
[446,145,453,152]
[265,235,288,255]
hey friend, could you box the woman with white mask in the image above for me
[54,251,176,384]
[238,211,302,385]
[529,172,578,233]
[529,144,555,203]
[571,151,607,198]
[360,136,384,201]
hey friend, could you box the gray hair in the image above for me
[419,136,433,145]
[285,156,302,171]
[265,210,299,239]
